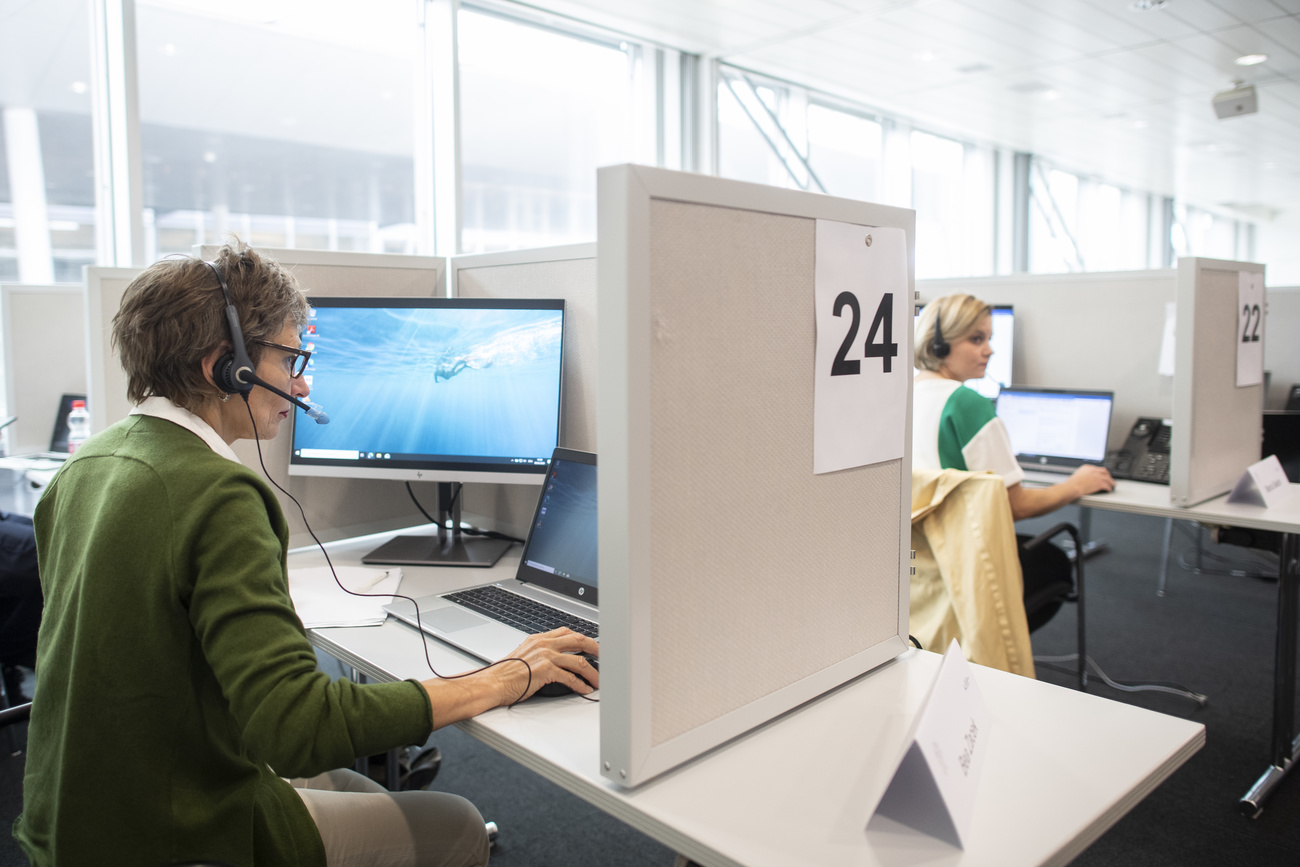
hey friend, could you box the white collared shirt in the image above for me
[130,396,242,464]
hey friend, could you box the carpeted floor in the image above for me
[2,506,1298,865]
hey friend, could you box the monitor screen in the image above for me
[964,305,1013,399]
[519,450,598,602]
[996,387,1113,463]
[289,296,564,484]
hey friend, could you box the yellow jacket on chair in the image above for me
[910,467,1036,678]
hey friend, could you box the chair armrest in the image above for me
[0,701,31,727]
[1023,521,1081,552]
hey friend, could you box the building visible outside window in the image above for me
[807,103,881,204]
[136,0,417,259]
[458,9,635,253]
[0,0,96,284]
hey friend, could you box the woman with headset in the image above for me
[912,294,1113,625]
[17,242,597,867]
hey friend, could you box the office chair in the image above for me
[1,698,31,757]
[1022,523,1087,690]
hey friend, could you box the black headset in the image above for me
[203,260,329,424]
[205,261,258,397]
[931,302,951,359]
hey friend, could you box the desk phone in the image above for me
[1104,417,1171,485]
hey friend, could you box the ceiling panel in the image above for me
[547,0,1300,212]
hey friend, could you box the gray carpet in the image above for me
[3,506,1299,865]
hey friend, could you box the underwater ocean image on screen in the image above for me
[294,305,563,460]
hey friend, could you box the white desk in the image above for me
[296,531,1203,867]
[1023,474,1300,817]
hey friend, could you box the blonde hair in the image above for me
[913,294,993,372]
[112,240,310,413]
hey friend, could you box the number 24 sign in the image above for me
[813,220,909,475]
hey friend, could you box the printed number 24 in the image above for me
[1241,304,1261,344]
[832,291,898,375]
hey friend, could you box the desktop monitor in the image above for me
[965,305,1014,398]
[914,304,1013,398]
[289,296,565,565]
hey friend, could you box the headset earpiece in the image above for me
[204,261,255,396]
[932,303,951,359]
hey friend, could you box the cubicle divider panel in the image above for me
[1264,286,1300,410]
[452,244,597,538]
[1,284,89,455]
[1172,257,1267,507]
[918,269,1178,450]
[598,165,914,788]
[85,267,144,436]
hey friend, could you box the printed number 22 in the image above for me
[832,291,898,375]
[1241,304,1261,343]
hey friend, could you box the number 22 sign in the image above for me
[1237,270,1264,388]
[813,220,909,474]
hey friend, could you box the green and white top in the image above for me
[913,378,1024,487]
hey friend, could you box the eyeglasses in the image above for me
[254,340,312,378]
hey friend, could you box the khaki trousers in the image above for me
[290,768,490,867]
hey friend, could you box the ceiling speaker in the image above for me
[1213,84,1258,119]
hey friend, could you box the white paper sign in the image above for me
[868,640,990,848]
[1237,271,1265,388]
[813,220,909,474]
[1227,455,1293,509]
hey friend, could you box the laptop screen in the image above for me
[996,388,1114,465]
[516,449,598,605]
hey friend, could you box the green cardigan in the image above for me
[16,414,434,866]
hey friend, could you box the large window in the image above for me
[136,0,417,259]
[0,0,96,283]
[458,9,637,253]
[718,68,994,279]
[1029,163,1152,273]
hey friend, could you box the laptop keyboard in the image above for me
[444,585,598,639]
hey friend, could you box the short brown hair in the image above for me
[112,241,310,413]
[913,294,993,372]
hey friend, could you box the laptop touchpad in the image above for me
[422,606,490,633]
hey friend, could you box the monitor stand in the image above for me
[361,482,512,568]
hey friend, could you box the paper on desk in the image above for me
[288,566,403,629]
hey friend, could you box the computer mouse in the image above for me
[534,654,599,697]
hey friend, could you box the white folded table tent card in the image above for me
[868,641,990,848]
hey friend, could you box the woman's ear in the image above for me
[202,344,230,392]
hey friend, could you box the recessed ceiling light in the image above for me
[1130,0,1168,10]
[1235,54,1267,66]
[915,50,936,62]
[69,81,87,94]
[1042,89,1061,101]
[203,151,218,163]
[162,43,176,57]
[1130,119,1148,129]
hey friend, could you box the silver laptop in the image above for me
[995,387,1114,474]
[383,448,598,662]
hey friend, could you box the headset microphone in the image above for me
[205,260,329,424]
[243,371,330,424]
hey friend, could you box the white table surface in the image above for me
[297,530,1204,867]
[1022,474,1300,533]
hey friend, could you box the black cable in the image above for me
[403,481,525,544]
[242,396,549,706]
